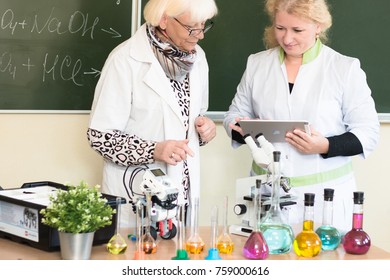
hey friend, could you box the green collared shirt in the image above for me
[278,39,323,64]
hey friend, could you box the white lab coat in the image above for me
[224,45,380,233]
[89,24,209,227]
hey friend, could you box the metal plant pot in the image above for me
[58,231,95,260]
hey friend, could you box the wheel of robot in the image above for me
[160,223,177,240]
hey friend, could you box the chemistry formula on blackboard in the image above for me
[0,1,132,110]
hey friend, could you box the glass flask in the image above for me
[142,191,157,254]
[216,196,234,254]
[242,179,269,260]
[315,188,341,250]
[205,206,222,260]
[186,197,205,254]
[106,197,128,254]
[133,199,145,260]
[171,204,190,260]
[260,151,294,254]
[293,193,322,257]
[343,191,371,254]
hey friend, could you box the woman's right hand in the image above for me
[154,139,194,165]
[229,116,250,136]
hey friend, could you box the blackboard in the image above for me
[0,0,132,111]
[1,0,390,115]
[199,0,390,114]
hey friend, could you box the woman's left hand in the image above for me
[195,116,216,143]
[285,126,329,155]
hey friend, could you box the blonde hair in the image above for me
[144,0,218,26]
[263,0,332,49]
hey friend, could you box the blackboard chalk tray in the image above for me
[0,181,124,252]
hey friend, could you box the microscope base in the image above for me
[229,224,253,237]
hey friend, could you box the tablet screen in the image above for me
[239,119,310,143]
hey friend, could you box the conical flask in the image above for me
[107,197,128,254]
[217,196,234,254]
[242,179,269,260]
[260,151,294,254]
[142,191,157,254]
[186,197,205,254]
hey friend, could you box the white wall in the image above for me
[0,114,102,187]
[1,113,389,252]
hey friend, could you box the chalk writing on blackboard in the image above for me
[1,7,123,85]
[0,1,131,111]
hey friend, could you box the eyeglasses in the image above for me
[173,17,214,37]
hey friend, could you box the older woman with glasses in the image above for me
[87,0,218,228]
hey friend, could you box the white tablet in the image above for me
[239,119,311,143]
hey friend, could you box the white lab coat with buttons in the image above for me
[89,24,209,227]
[224,45,380,232]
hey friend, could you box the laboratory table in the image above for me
[0,227,389,260]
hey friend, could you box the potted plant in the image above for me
[40,181,115,259]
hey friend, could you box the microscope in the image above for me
[229,133,297,237]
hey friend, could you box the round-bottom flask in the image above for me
[142,191,157,254]
[142,232,157,254]
[316,226,341,251]
[217,233,235,254]
[343,192,371,254]
[293,193,321,257]
[216,196,234,254]
[186,197,205,254]
[343,229,371,254]
[315,189,341,251]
